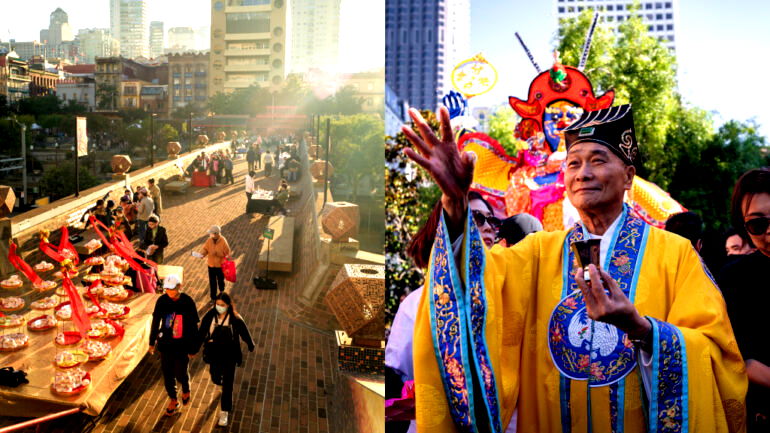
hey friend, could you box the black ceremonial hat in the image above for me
[562,104,637,165]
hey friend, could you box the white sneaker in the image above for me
[218,411,229,426]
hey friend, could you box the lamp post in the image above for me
[150,113,157,167]
[8,118,28,206]
[189,112,193,151]
[72,145,79,197]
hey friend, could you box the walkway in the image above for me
[1,156,342,433]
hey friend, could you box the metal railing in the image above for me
[0,406,85,433]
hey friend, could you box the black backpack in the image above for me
[203,313,234,364]
[0,367,28,387]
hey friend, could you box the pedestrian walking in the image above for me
[195,226,231,302]
[246,146,256,172]
[245,171,256,213]
[223,155,234,185]
[254,144,262,170]
[148,179,163,216]
[199,293,255,426]
[262,150,274,177]
[148,275,199,416]
[136,190,154,241]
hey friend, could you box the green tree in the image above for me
[39,161,100,200]
[17,94,62,117]
[328,113,384,201]
[557,7,678,188]
[96,84,118,110]
[385,110,440,329]
[157,123,179,146]
[487,105,522,156]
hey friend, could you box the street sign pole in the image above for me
[265,237,270,279]
[323,118,330,206]
[20,124,26,206]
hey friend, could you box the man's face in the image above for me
[469,199,497,248]
[165,287,180,300]
[148,221,158,230]
[210,233,220,240]
[743,192,770,257]
[564,142,634,213]
[725,234,751,255]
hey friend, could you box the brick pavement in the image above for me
[0,156,348,433]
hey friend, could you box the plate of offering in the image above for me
[51,368,90,395]
[87,319,122,339]
[54,350,89,369]
[100,285,131,302]
[0,297,25,312]
[80,340,111,361]
[34,261,55,272]
[96,302,130,320]
[31,296,58,310]
[0,333,28,352]
[84,256,105,267]
[34,280,57,291]
[0,275,23,290]
[0,315,24,328]
[27,314,57,331]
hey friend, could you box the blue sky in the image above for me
[469,0,770,138]
[1,0,383,73]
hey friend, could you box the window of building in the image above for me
[645,3,653,9]
[666,13,672,19]
[617,4,624,10]
[668,35,674,41]
[558,6,565,12]
[226,12,270,33]
[648,25,654,31]
[607,5,614,11]
[617,15,624,21]
[656,24,664,30]
[666,24,673,30]
[655,2,662,8]
[578,6,583,11]
[665,1,672,7]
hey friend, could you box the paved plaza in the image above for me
[0,157,344,432]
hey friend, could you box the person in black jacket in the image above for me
[149,275,200,416]
[198,292,254,427]
[140,214,169,264]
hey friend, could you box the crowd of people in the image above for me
[72,132,309,426]
[387,104,770,432]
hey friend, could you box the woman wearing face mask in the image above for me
[198,292,255,427]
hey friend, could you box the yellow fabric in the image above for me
[413,226,747,432]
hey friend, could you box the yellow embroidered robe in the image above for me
[413,211,747,433]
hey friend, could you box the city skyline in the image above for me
[2,0,383,73]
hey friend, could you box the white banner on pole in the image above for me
[76,116,88,157]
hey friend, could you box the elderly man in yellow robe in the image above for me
[401,104,747,433]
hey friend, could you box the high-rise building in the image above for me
[385,0,471,111]
[209,0,290,94]
[11,41,49,62]
[150,21,164,58]
[554,0,677,51]
[166,27,196,53]
[77,29,120,64]
[111,0,149,59]
[289,0,340,73]
[40,30,50,44]
[48,8,74,47]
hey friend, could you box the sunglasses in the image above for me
[472,210,501,231]
[745,216,770,236]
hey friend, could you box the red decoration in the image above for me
[8,243,43,285]
[62,276,90,339]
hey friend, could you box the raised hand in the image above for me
[575,264,651,339]
[401,107,475,234]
